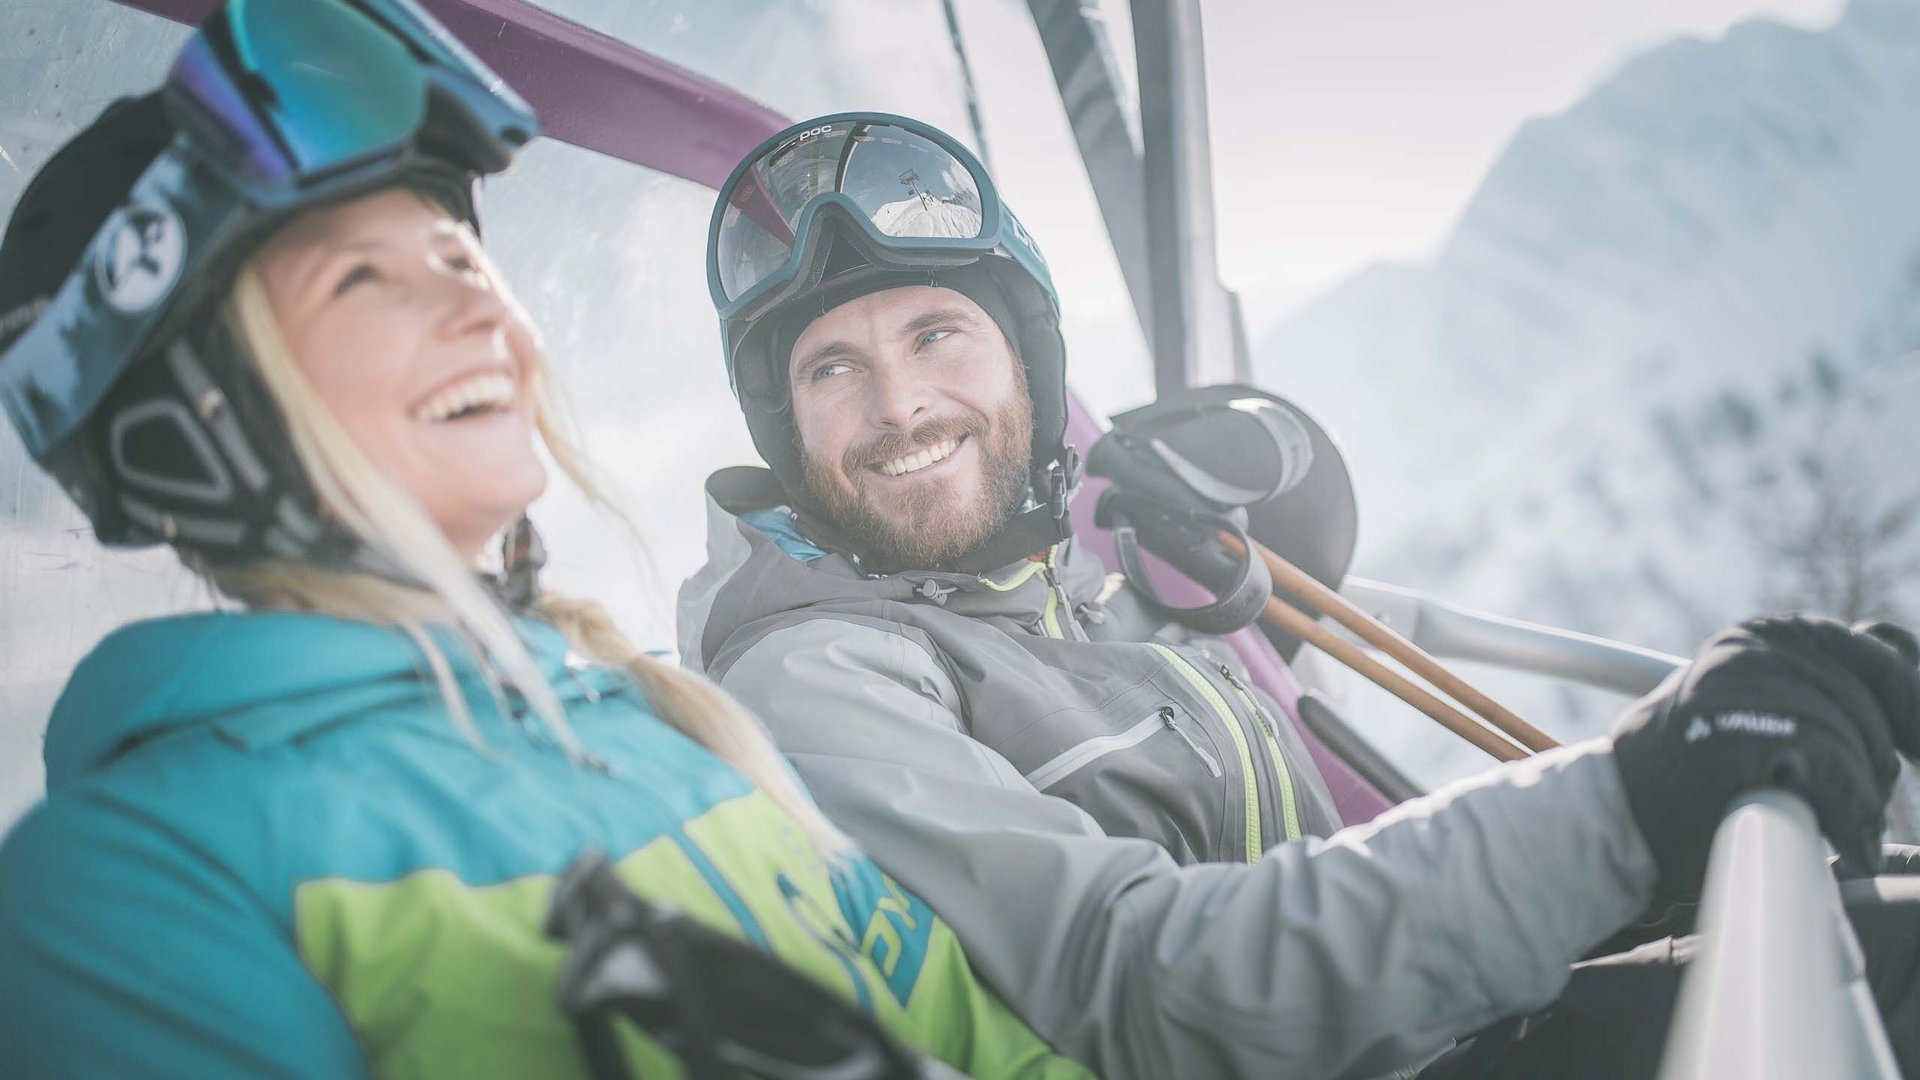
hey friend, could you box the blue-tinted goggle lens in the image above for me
[234,0,425,176]
[0,0,534,460]
[169,0,449,193]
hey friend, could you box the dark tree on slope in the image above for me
[1759,473,1920,625]
[1755,441,1920,842]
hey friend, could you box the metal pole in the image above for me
[1129,0,1245,396]
[1024,0,1154,344]
[938,0,994,171]
[1658,791,1900,1079]
[1339,577,1688,698]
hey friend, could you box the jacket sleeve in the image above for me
[0,795,368,1079]
[716,620,1660,1080]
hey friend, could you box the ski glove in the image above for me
[1612,616,1920,900]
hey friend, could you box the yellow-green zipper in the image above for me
[980,546,1068,639]
[1148,643,1262,862]
[1219,665,1301,841]
[976,561,1047,592]
[1039,547,1065,639]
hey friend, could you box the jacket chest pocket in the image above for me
[1016,705,1234,865]
[1022,705,1222,792]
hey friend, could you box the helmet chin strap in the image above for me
[957,444,1079,572]
[487,514,546,613]
[82,320,548,613]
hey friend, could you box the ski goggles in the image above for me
[0,0,536,461]
[707,112,1052,325]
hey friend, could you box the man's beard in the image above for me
[802,377,1034,569]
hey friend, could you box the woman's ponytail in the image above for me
[537,593,850,855]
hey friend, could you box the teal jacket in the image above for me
[0,612,1089,1079]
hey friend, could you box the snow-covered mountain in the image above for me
[1257,0,1920,785]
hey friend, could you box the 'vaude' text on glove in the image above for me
[1612,616,1920,899]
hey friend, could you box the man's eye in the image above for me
[333,264,379,296]
[919,328,955,348]
[811,362,851,382]
[444,253,484,277]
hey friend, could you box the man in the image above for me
[686,114,1341,864]
[680,113,1920,1078]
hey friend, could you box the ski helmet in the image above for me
[0,0,536,569]
[707,113,1074,573]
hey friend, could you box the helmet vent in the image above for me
[107,397,235,505]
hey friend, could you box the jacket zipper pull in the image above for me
[1218,663,1280,740]
[1041,564,1089,642]
[915,579,954,604]
[1161,706,1223,777]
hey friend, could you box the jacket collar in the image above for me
[43,611,599,788]
[681,467,1110,667]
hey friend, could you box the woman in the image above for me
[0,3,1085,1078]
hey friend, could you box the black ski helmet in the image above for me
[0,0,536,570]
[707,113,1074,573]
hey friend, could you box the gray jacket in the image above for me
[684,468,1342,863]
[679,469,1659,1079]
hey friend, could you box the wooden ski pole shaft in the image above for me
[1256,595,1527,763]
[1222,533,1560,754]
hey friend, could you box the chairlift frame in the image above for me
[95,0,1905,1073]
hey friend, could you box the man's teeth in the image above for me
[879,438,960,478]
[413,373,517,422]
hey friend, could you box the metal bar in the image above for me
[110,0,789,190]
[938,0,994,171]
[1339,577,1686,698]
[1129,0,1243,395]
[1023,0,1154,342]
[1294,691,1425,803]
[1658,791,1899,1079]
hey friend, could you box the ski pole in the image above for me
[1253,590,1528,763]
[1221,533,1559,757]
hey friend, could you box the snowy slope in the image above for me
[1256,0,1920,785]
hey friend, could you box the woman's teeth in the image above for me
[413,373,517,422]
[878,437,961,478]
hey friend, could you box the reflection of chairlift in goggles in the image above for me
[707,112,1055,392]
[0,0,538,465]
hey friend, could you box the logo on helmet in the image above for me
[1007,210,1045,267]
[93,203,186,314]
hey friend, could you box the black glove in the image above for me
[545,849,934,1080]
[1612,616,1920,900]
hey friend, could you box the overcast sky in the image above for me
[1197,0,1850,303]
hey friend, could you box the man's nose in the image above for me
[865,361,937,429]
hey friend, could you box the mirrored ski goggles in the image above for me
[0,0,536,460]
[709,115,1005,307]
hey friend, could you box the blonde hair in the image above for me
[206,231,847,854]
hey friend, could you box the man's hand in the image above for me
[1612,616,1920,899]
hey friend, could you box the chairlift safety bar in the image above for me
[1658,790,1899,1079]
[1325,584,1896,1075]
[1338,578,1687,698]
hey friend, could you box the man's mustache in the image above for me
[843,413,987,474]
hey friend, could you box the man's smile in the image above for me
[870,435,969,479]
